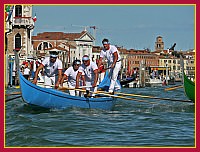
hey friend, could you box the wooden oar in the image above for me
[94,91,156,103]
[5,95,22,102]
[59,87,152,103]
[5,92,21,96]
[164,85,183,91]
[79,86,93,88]
[97,91,192,103]
[58,87,87,92]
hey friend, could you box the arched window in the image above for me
[15,5,22,17]
[37,42,53,50]
[15,33,21,50]
[43,42,48,49]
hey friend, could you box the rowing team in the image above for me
[32,38,121,96]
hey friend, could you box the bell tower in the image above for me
[155,36,164,51]
[5,5,35,59]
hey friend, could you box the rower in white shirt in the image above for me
[97,38,121,94]
[33,51,62,89]
[60,60,83,96]
[76,55,99,96]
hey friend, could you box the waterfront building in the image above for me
[32,31,95,68]
[124,49,159,76]
[5,5,35,59]
[92,46,101,62]
[158,49,195,80]
[5,5,35,86]
[182,50,195,78]
[5,6,195,87]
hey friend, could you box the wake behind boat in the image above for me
[19,72,116,110]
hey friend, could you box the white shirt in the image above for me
[64,66,79,86]
[100,45,121,64]
[78,61,98,82]
[23,67,30,75]
[41,57,62,77]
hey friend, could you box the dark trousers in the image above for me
[23,75,29,80]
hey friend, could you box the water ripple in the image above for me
[5,87,195,147]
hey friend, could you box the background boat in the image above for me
[183,72,195,102]
[145,78,163,87]
[120,77,135,86]
[180,55,195,102]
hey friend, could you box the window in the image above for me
[37,42,52,50]
[43,42,48,49]
[15,33,21,49]
[38,44,42,50]
[15,5,22,17]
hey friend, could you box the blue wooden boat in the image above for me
[19,72,116,110]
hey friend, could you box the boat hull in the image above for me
[145,78,163,87]
[19,73,116,110]
[183,73,195,102]
[120,78,134,86]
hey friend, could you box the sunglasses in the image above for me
[74,64,80,66]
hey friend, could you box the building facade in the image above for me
[32,31,95,68]
[5,5,35,86]
[5,5,195,87]
[5,5,35,59]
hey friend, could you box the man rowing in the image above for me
[33,51,62,89]
[97,38,121,94]
[60,59,83,96]
[76,55,98,97]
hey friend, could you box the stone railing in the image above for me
[13,17,34,26]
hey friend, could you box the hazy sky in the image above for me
[32,5,195,51]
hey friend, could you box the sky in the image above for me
[32,5,195,51]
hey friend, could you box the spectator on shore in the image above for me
[23,64,31,80]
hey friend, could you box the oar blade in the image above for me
[164,85,183,91]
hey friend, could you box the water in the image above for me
[5,86,195,147]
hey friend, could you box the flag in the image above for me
[32,14,37,22]
[6,5,14,22]
[5,5,10,13]
[5,5,11,20]
[98,71,121,91]
[5,12,8,20]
